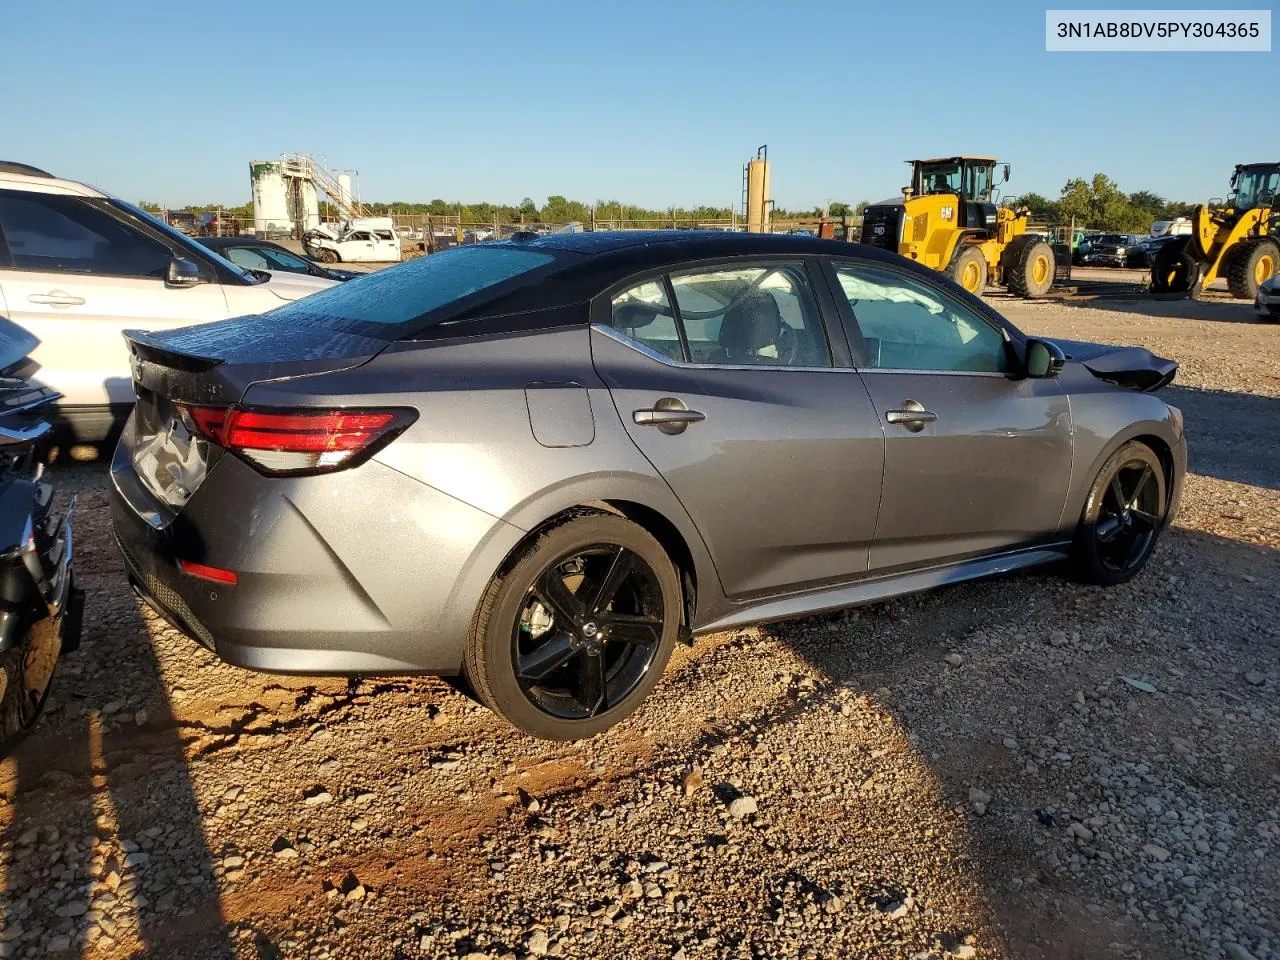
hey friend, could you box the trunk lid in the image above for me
[123,315,388,514]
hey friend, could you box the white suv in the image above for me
[0,162,338,440]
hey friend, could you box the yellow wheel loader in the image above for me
[1151,162,1279,299]
[859,157,1056,297]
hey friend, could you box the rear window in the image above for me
[262,245,556,337]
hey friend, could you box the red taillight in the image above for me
[178,405,413,476]
[177,560,238,585]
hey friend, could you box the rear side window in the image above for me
[262,244,556,334]
[0,191,171,279]
[608,261,831,368]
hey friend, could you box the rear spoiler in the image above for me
[123,329,225,373]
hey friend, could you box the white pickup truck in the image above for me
[304,217,402,264]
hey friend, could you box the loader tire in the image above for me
[1150,237,1203,295]
[1226,238,1280,301]
[1004,236,1055,298]
[948,245,988,294]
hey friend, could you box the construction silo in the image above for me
[336,173,353,211]
[745,146,772,233]
[250,160,291,235]
[300,181,320,230]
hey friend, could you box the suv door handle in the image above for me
[28,292,85,306]
[633,398,705,435]
[885,399,937,432]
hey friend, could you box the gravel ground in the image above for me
[0,293,1276,960]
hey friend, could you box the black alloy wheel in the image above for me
[1074,441,1167,585]
[1093,461,1162,574]
[464,513,681,740]
[514,544,665,719]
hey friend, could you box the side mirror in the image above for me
[1025,337,1066,378]
[166,257,206,287]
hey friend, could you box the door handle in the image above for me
[633,398,705,435]
[885,399,937,432]
[28,292,85,306]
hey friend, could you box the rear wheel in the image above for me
[1004,236,1055,297]
[0,617,61,757]
[948,245,988,294]
[1072,441,1167,586]
[1226,237,1280,300]
[1150,237,1203,295]
[463,514,681,740]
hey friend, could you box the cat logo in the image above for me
[873,224,885,236]
[941,206,954,221]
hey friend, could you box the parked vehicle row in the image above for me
[0,163,339,440]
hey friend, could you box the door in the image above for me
[592,260,885,599]
[825,259,1073,572]
[0,190,229,410]
[372,230,401,261]
[339,231,377,262]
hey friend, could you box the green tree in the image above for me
[1014,191,1059,220]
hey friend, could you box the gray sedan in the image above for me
[110,232,1186,739]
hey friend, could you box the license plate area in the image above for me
[130,386,218,511]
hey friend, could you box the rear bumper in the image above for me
[109,429,525,676]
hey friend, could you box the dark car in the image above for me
[110,232,1186,739]
[1081,234,1139,268]
[1127,234,1184,268]
[196,236,362,281]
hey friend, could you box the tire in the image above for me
[1003,236,1055,297]
[1226,237,1280,301]
[1072,441,1167,586]
[463,513,682,740]
[0,616,61,758]
[948,245,988,294]
[1150,237,1203,295]
[316,248,339,264]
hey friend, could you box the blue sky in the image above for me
[5,0,1276,210]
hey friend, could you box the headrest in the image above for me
[612,302,661,332]
[719,293,781,353]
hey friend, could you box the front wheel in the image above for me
[316,248,339,264]
[1072,441,1167,586]
[0,616,61,757]
[463,514,682,740]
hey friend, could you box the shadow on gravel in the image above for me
[0,479,234,959]
[1163,386,1280,489]
[1046,293,1262,325]
[750,527,1278,960]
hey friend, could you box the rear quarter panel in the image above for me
[239,323,726,629]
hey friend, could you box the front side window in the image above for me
[252,246,311,272]
[669,263,831,367]
[224,246,272,271]
[832,263,1008,373]
[0,191,171,278]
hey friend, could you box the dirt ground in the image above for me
[0,290,1276,960]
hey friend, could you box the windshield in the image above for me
[1096,235,1129,244]
[1233,166,1280,210]
[916,162,962,196]
[259,244,557,337]
[108,199,261,282]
